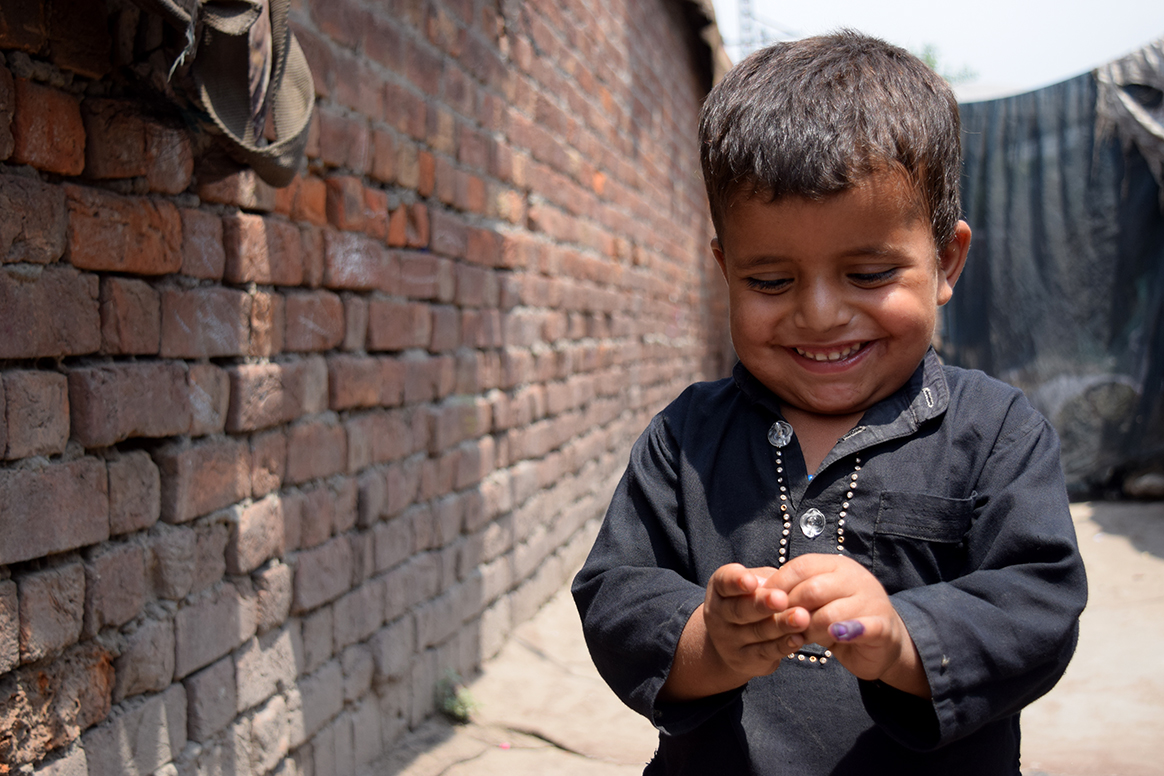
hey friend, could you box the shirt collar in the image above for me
[732,348,950,449]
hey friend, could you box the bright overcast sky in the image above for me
[710,0,1164,101]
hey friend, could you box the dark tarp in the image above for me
[947,40,1164,496]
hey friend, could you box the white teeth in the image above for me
[795,343,862,362]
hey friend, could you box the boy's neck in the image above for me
[780,404,866,476]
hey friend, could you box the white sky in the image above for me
[710,0,1164,101]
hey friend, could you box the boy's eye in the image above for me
[849,269,898,285]
[744,277,791,292]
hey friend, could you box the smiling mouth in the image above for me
[793,342,866,362]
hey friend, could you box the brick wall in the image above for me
[0,0,730,772]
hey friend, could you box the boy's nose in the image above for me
[793,282,852,332]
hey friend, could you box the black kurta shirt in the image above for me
[573,350,1087,775]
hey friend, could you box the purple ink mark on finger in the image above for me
[830,620,865,642]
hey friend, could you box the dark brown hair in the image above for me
[699,30,962,248]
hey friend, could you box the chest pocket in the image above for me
[872,491,974,593]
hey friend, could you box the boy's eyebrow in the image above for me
[731,244,910,268]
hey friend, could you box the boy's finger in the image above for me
[716,586,789,625]
[710,563,761,598]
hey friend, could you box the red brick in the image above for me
[65,185,183,274]
[197,161,277,211]
[417,150,436,197]
[144,121,194,194]
[328,354,382,410]
[107,450,161,536]
[292,534,353,613]
[399,253,455,301]
[68,362,191,448]
[11,78,83,175]
[387,205,407,247]
[0,642,114,767]
[0,264,99,358]
[0,174,67,263]
[99,276,160,355]
[380,358,406,407]
[301,223,326,287]
[317,106,370,172]
[285,290,345,352]
[226,357,328,432]
[292,175,329,226]
[326,175,366,232]
[370,128,396,183]
[81,98,149,179]
[83,542,146,637]
[455,171,486,214]
[342,294,368,351]
[0,4,46,54]
[466,226,503,267]
[46,0,111,78]
[160,286,252,358]
[430,305,460,352]
[188,363,230,437]
[180,208,225,279]
[155,436,251,524]
[227,495,285,574]
[250,429,287,497]
[296,483,334,549]
[0,458,108,566]
[2,369,68,459]
[285,419,347,484]
[248,289,285,357]
[429,209,468,259]
[323,230,399,292]
[0,65,14,161]
[434,154,456,204]
[365,187,389,241]
[367,299,432,352]
[18,561,85,662]
[223,214,305,286]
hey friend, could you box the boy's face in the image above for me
[712,172,970,418]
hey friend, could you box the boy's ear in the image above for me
[711,237,729,280]
[936,221,971,305]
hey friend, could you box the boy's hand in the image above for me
[763,554,931,697]
[659,563,810,701]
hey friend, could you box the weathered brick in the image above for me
[254,560,292,633]
[226,495,285,575]
[64,185,182,274]
[0,264,100,359]
[146,523,195,601]
[299,605,334,675]
[284,289,345,352]
[250,428,287,497]
[108,450,161,536]
[81,98,149,179]
[45,0,112,78]
[197,162,277,211]
[0,65,11,161]
[285,419,347,484]
[323,230,399,292]
[399,253,456,301]
[19,561,85,662]
[144,121,194,195]
[0,174,67,263]
[11,78,84,175]
[83,541,145,637]
[81,684,186,776]
[328,354,381,410]
[68,362,191,448]
[174,583,256,678]
[180,208,225,280]
[341,643,374,704]
[0,580,17,674]
[292,535,353,613]
[332,582,384,650]
[30,742,87,775]
[160,286,252,358]
[188,363,230,437]
[226,356,328,432]
[291,175,328,226]
[235,626,298,712]
[154,436,250,524]
[325,175,366,232]
[249,692,290,774]
[249,289,285,357]
[341,293,369,351]
[367,298,432,352]
[113,617,175,702]
[0,458,108,566]
[223,213,305,286]
[2,369,68,459]
[184,655,236,742]
[98,276,160,355]
[297,483,335,549]
[296,660,343,742]
[0,642,114,767]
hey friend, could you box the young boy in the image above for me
[572,32,1087,775]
